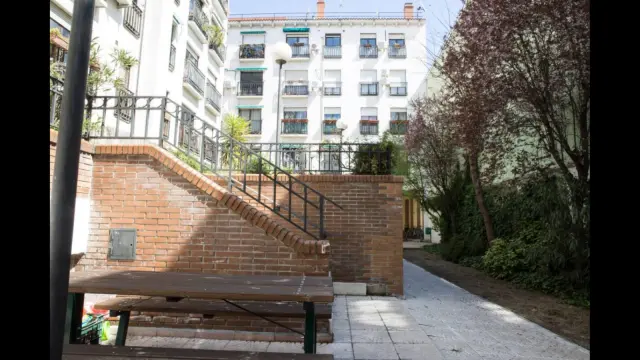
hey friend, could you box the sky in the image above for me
[228,0,463,69]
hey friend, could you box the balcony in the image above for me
[359,45,378,58]
[239,44,265,60]
[323,82,341,96]
[281,119,308,135]
[323,120,338,135]
[388,45,407,59]
[249,119,262,134]
[183,61,205,99]
[237,82,263,96]
[291,44,310,58]
[123,3,143,38]
[209,43,226,65]
[359,120,379,135]
[389,82,408,96]
[360,82,379,96]
[283,81,309,96]
[114,88,134,124]
[188,0,210,43]
[205,81,221,113]
[168,44,176,72]
[217,0,229,15]
[323,46,341,59]
[390,120,408,135]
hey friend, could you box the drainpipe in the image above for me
[319,36,324,144]
[134,0,149,94]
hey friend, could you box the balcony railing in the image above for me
[283,81,309,96]
[169,44,176,72]
[323,82,341,96]
[189,0,210,40]
[281,120,308,134]
[359,120,379,135]
[359,82,379,96]
[205,81,221,111]
[238,82,264,96]
[123,3,143,38]
[239,44,265,59]
[114,88,135,123]
[183,61,205,96]
[390,120,408,135]
[323,46,341,58]
[389,82,408,96]
[388,45,407,58]
[323,120,338,135]
[209,43,226,61]
[249,119,262,134]
[359,45,378,58]
[217,0,229,15]
[291,44,310,58]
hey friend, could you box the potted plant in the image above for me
[203,24,224,49]
[293,42,305,47]
[363,43,372,48]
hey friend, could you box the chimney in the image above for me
[317,0,325,19]
[403,2,414,19]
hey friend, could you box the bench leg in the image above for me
[303,302,317,354]
[114,310,131,346]
[64,293,85,344]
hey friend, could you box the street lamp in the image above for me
[273,42,292,167]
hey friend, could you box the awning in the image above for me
[240,30,266,34]
[283,27,310,33]
[235,67,267,71]
[236,105,264,109]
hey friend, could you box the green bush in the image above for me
[352,131,406,175]
[246,158,274,176]
[482,238,530,279]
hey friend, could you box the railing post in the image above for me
[159,97,167,146]
[319,197,325,240]
[227,139,233,192]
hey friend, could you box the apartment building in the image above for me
[50,0,230,134]
[222,1,427,145]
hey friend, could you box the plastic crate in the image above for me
[77,314,106,344]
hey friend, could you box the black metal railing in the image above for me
[291,45,310,58]
[239,44,265,59]
[123,3,143,38]
[360,82,379,96]
[323,82,341,96]
[169,44,176,72]
[249,119,262,134]
[388,46,407,58]
[49,76,64,126]
[323,121,338,135]
[360,121,379,135]
[283,81,309,96]
[281,120,308,134]
[390,121,408,135]
[205,81,221,111]
[238,82,264,96]
[183,61,206,95]
[189,0,210,39]
[359,45,378,58]
[323,46,341,58]
[114,88,135,123]
[389,82,408,96]
[69,94,342,240]
[210,43,226,61]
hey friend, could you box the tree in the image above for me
[221,113,249,168]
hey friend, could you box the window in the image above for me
[325,35,341,46]
[239,71,263,96]
[50,19,70,64]
[360,34,377,58]
[360,70,378,96]
[170,20,179,44]
[391,111,408,121]
[239,109,262,134]
[284,70,309,95]
[282,108,308,134]
[287,35,310,58]
[50,19,71,38]
[240,33,266,59]
[389,39,405,47]
[283,109,307,120]
[389,34,407,58]
[178,107,200,154]
[323,109,341,135]
[360,108,378,135]
[389,70,407,96]
[324,70,341,95]
[324,34,342,58]
[390,109,408,135]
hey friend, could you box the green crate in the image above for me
[77,314,106,344]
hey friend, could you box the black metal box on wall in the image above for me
[108,228,137,260]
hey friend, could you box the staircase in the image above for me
[83,95,342,240]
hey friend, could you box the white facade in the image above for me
[222,12,427,144]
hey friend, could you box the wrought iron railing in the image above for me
[323,121,338,135]
[189,0,210,39]
[360,82,379,96]
[323,46,341,58]
[239,44,265,59]
[389,82,408,96]
[359,45,378,58]
[360,121,379,135]
[124,3,143,38]
[183,61,206,95]
[238,82,264,96]
[291,45,310,58]
[114,88,134,123]
[283,81,309,96]
[205,81,221,111]
[281,120,308,134]
[169,44,176,72]
[323,82,341,96]
[49,76,64,126]
[68,94,341,240]
[388,46,407,58]
[209,43,226,60]
[390,121,408,135]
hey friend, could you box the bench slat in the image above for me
[95,297,332,319]
[63,345,334,359]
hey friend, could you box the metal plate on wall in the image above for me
[108,228,137,260]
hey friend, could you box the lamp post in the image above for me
[273,42,292,167]
[335,119,347,173]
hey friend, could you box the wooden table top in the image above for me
[68,271,334,303]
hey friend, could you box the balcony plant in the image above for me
[363,43,372,48]
[292,42,305,47]
[221,113,249,169]
[393,43,402,48]
[203,24,224,48]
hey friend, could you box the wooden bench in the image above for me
[63,344,334,359]
[95,296,332,346]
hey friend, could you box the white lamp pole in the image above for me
[273,42,292,167]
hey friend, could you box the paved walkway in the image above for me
[123,260,590,359]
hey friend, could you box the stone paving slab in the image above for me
[115,260,590,360]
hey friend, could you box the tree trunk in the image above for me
[468,151,496,244]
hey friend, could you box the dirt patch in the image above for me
[404,248,590,349]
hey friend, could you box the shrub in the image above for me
[482,238,530,280]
